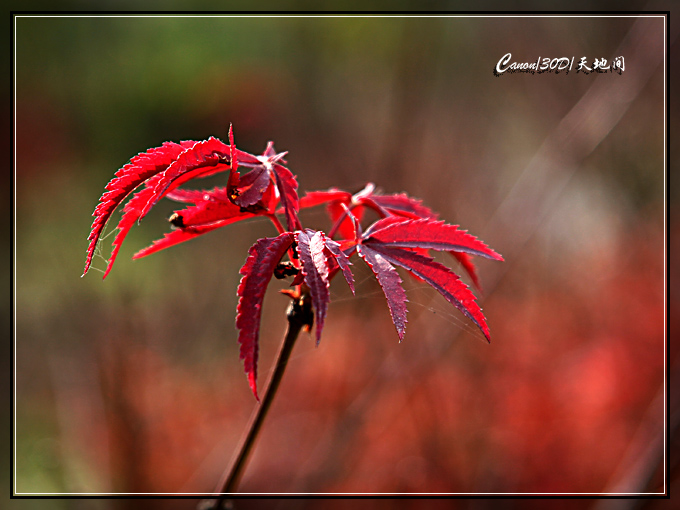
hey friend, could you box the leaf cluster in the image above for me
[84,126,503,399]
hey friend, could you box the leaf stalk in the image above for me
[202,292,312,507]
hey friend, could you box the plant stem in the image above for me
[267,213,287,236]
[201,293,312,508]
[267,213,300,268]
[327,207,350,239]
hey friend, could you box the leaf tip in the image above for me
[248,372,260,402]
[480,324,492,343]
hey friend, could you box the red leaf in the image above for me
[236,233,295,400]
[173,195,256,229]
[84,131,271,279]
[371,244,492,342]
[299,189,351,209]
[139,137,234,221]
[166,186,231,204]
[133,194,258,259]
[171,185,221,205]
[357,243,409,341]
[83,140,195,276]
[313,183,435,222]
[139,133,263,221]
[228,124,240,192]
[261,141,279,159]
[101,176,162,279]
[362,192,493,288]
[98,166,235,278]
[298,189,357,238]
[367,192,437,220]
[451,251,482,291]
[272,162,301,231]
[329,201,365,240]
[296,185,488,288]
[362,215,409,237]
[325,238,355,294]
[365,218,504,261]
[295,230,331,345]
[299,188,361,240]
[299,185,439,241]
[133,222,229,259]
[229,146,299,229]
[233,165,271,208]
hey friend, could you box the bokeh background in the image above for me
[13,11,672,506]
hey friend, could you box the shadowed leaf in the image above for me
[371,244,492,342]
[358,243,409,340]
[295,230,331,344]
[236,233,295,399]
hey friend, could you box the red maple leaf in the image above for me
[236,233,295,400]
[299,183,489,290]
[356,216,503,343]
[83,140,195,277]
[132,187,261,259]
[83,127,299,279]
[358,243,409,340]
[85,127,502,398]
[234,228,356,397]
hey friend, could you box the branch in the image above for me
[200,292,313,509]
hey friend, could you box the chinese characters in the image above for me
[577,56,625,74]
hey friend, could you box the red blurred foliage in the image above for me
[80,220,663,497]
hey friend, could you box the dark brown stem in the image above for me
[200,293,312,509]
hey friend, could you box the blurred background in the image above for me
[12,10,672,507]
